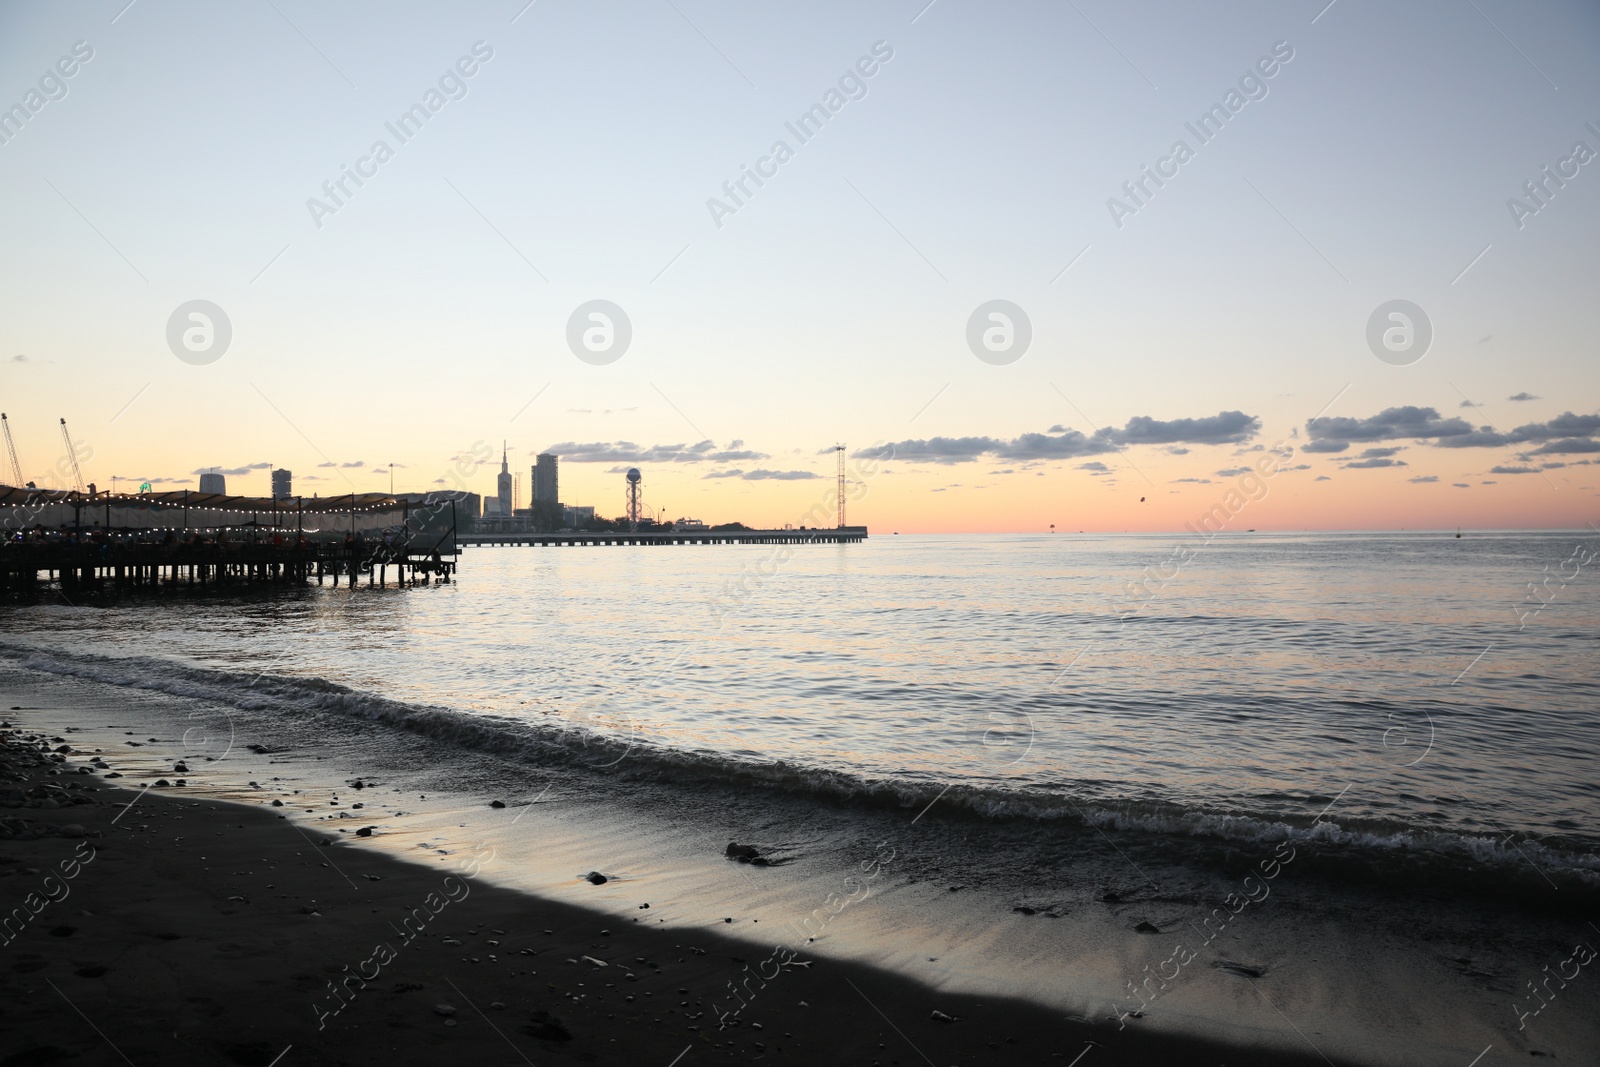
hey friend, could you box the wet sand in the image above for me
[0,721,1365,1067]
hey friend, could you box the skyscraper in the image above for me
[497,442,512,518]
[534,453,558,505]
[271,468,292,499]
[198,469,226,494]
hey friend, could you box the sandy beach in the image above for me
[3,643,1598,1067]
[0,715,1374,1067]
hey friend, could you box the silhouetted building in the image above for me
[563,505,594,527]
[496,442,512,518]
[198,469,225,494]
[271,468,292,499]
[535,453,558,505]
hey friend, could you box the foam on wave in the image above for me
[4,640,1595,888]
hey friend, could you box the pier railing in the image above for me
[459,526,869,547]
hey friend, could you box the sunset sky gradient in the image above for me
[2,0,1597,532]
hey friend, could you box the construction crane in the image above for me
[0,413,22,488]
[59,418,86,494]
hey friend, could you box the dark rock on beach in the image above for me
[724,841,761,861]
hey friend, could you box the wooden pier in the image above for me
[0,487,460,595]
[459,526,869,548]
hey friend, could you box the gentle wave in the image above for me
[4,639,1596,893]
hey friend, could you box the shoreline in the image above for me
[0,723,1360,1066]
[2,657,1597,1065]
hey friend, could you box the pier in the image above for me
[0,488,459,593]
[459,526,869,548]
[1,487,869,593]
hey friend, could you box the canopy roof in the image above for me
[0,488,403,512]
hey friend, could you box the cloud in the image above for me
[1077,462,1110,472]
[1116,411,1260,445]
[1215,467,1252,477]
[1355,446,1405,458]
[1310,406,1600,458]
[865,410,1260,466]
[1508,392,1540,402]
[1488,465,1538,474]
[743,469,822,480]
[1305,406,1473,453]
[1452,482,1469,488]
[1528,437,1600,455]
[1171,477,1213,483]
[1341,457,1408,469]
[1458,400,1477,408]
[548,440,769,464]
[1408,475,1439,483]
[1315,475,1332,481]
[317,462,336,468]
[11,354,27,363]
[191,462,271,476]
[703,469,821,481]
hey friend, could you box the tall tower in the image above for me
[534,453,559,505]
[497,442,512,518]
[836,443,846,528]
[625,468,642,532]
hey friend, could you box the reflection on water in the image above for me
[4,530,1597,851]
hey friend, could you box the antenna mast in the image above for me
[59,418,86,494]
[836,443,846,528]
[0,414,22,487]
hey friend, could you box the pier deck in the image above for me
[460,526,868,547]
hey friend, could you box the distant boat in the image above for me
[1456,528,1461,538]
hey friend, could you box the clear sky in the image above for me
[3,0,1598,532]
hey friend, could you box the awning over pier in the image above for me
[0,489,452,542]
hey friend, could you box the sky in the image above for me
[2,0,1598,533]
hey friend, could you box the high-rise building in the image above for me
[198,469,226,494]
[271,468,292,499]
[496,442,512,518]
[534,453,559,505]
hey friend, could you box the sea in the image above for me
[3,529,1597,895]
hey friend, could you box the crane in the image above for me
[59,418,86,494]
[0,413,22,488]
